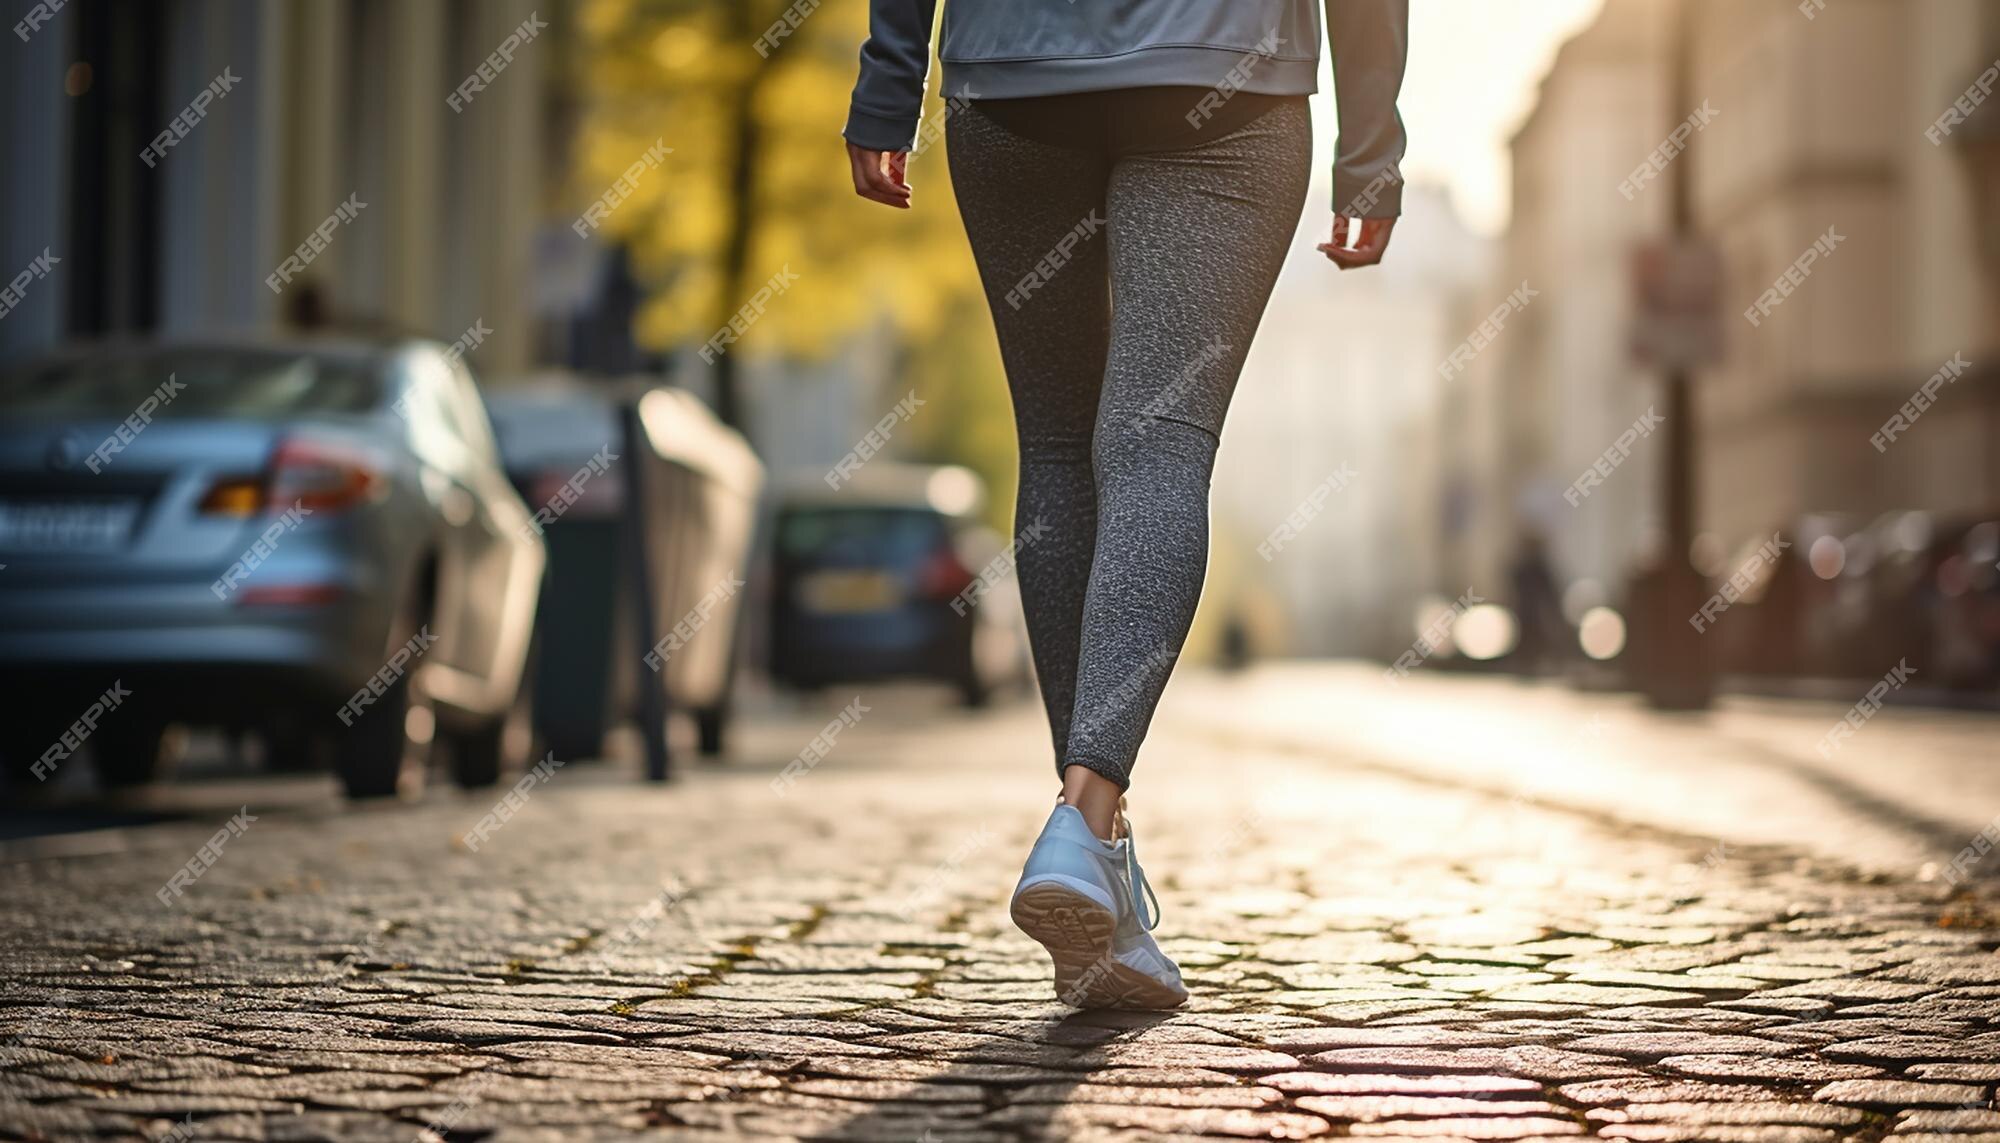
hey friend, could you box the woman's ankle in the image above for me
[1059,764,1124,842]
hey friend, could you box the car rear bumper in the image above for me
[771,608,971,684]
[0,585,391,716]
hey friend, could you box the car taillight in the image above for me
[198,437,387,516]
[916,547,975,600]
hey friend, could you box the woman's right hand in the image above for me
[847,143,913,209]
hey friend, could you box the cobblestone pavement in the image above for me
[3,672,1999,1142]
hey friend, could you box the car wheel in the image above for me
[449,632,538,790]
[334,668,428,799]
[335,590,435,800]
[93,719,174,789]
[696,704,726,757]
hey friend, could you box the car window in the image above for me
[0,348,382,417]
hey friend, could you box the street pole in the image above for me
[622,398,673,780]
[1642,0,1716,710]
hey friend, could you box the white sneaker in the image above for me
[1009,801,1187,1009]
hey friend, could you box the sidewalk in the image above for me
[0,673,1996,1140]
[1169,663,2000,879]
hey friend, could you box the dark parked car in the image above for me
[484,379,762,759]
[769,464,1026,706]
[0,337,545,798]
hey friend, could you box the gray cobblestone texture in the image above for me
[3,667,1997,1141]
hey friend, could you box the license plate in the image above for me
[797,570,902,614]
[0,500,142,553]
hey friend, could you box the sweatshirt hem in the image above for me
[942,48,1320,102]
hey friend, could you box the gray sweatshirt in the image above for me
[845,0,1408,216]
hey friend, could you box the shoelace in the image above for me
[1117,802,1162,932]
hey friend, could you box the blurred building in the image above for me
[0,0,604,377]
[1692,0,2000,541]
[1216,183,1493,658]
[1474,0,2000,610]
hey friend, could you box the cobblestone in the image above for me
[2,674,1997,1140]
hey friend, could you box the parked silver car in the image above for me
[0,337,545,799]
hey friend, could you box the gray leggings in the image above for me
[946,88,1312,789]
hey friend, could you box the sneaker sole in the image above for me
[1009,882,1187,1010]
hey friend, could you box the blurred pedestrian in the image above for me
[845,0,1409,1008]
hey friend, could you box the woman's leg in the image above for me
[1061,96,1315,791]
[945,102,1111,785]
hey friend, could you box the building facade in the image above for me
[1480,0,2000,614]
[0,0,568,377]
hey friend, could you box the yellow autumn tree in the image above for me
[572,0,990,436]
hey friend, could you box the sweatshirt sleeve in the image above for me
[1325,0,1409,217]
[844,0,943,152]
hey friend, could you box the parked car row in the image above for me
[0,337,763,798]
[1714,509,2000,691]
[484,380,762,761]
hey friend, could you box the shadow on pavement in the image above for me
[803,1009,1179,1141]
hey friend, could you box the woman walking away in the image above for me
[844,0,1409,1009]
